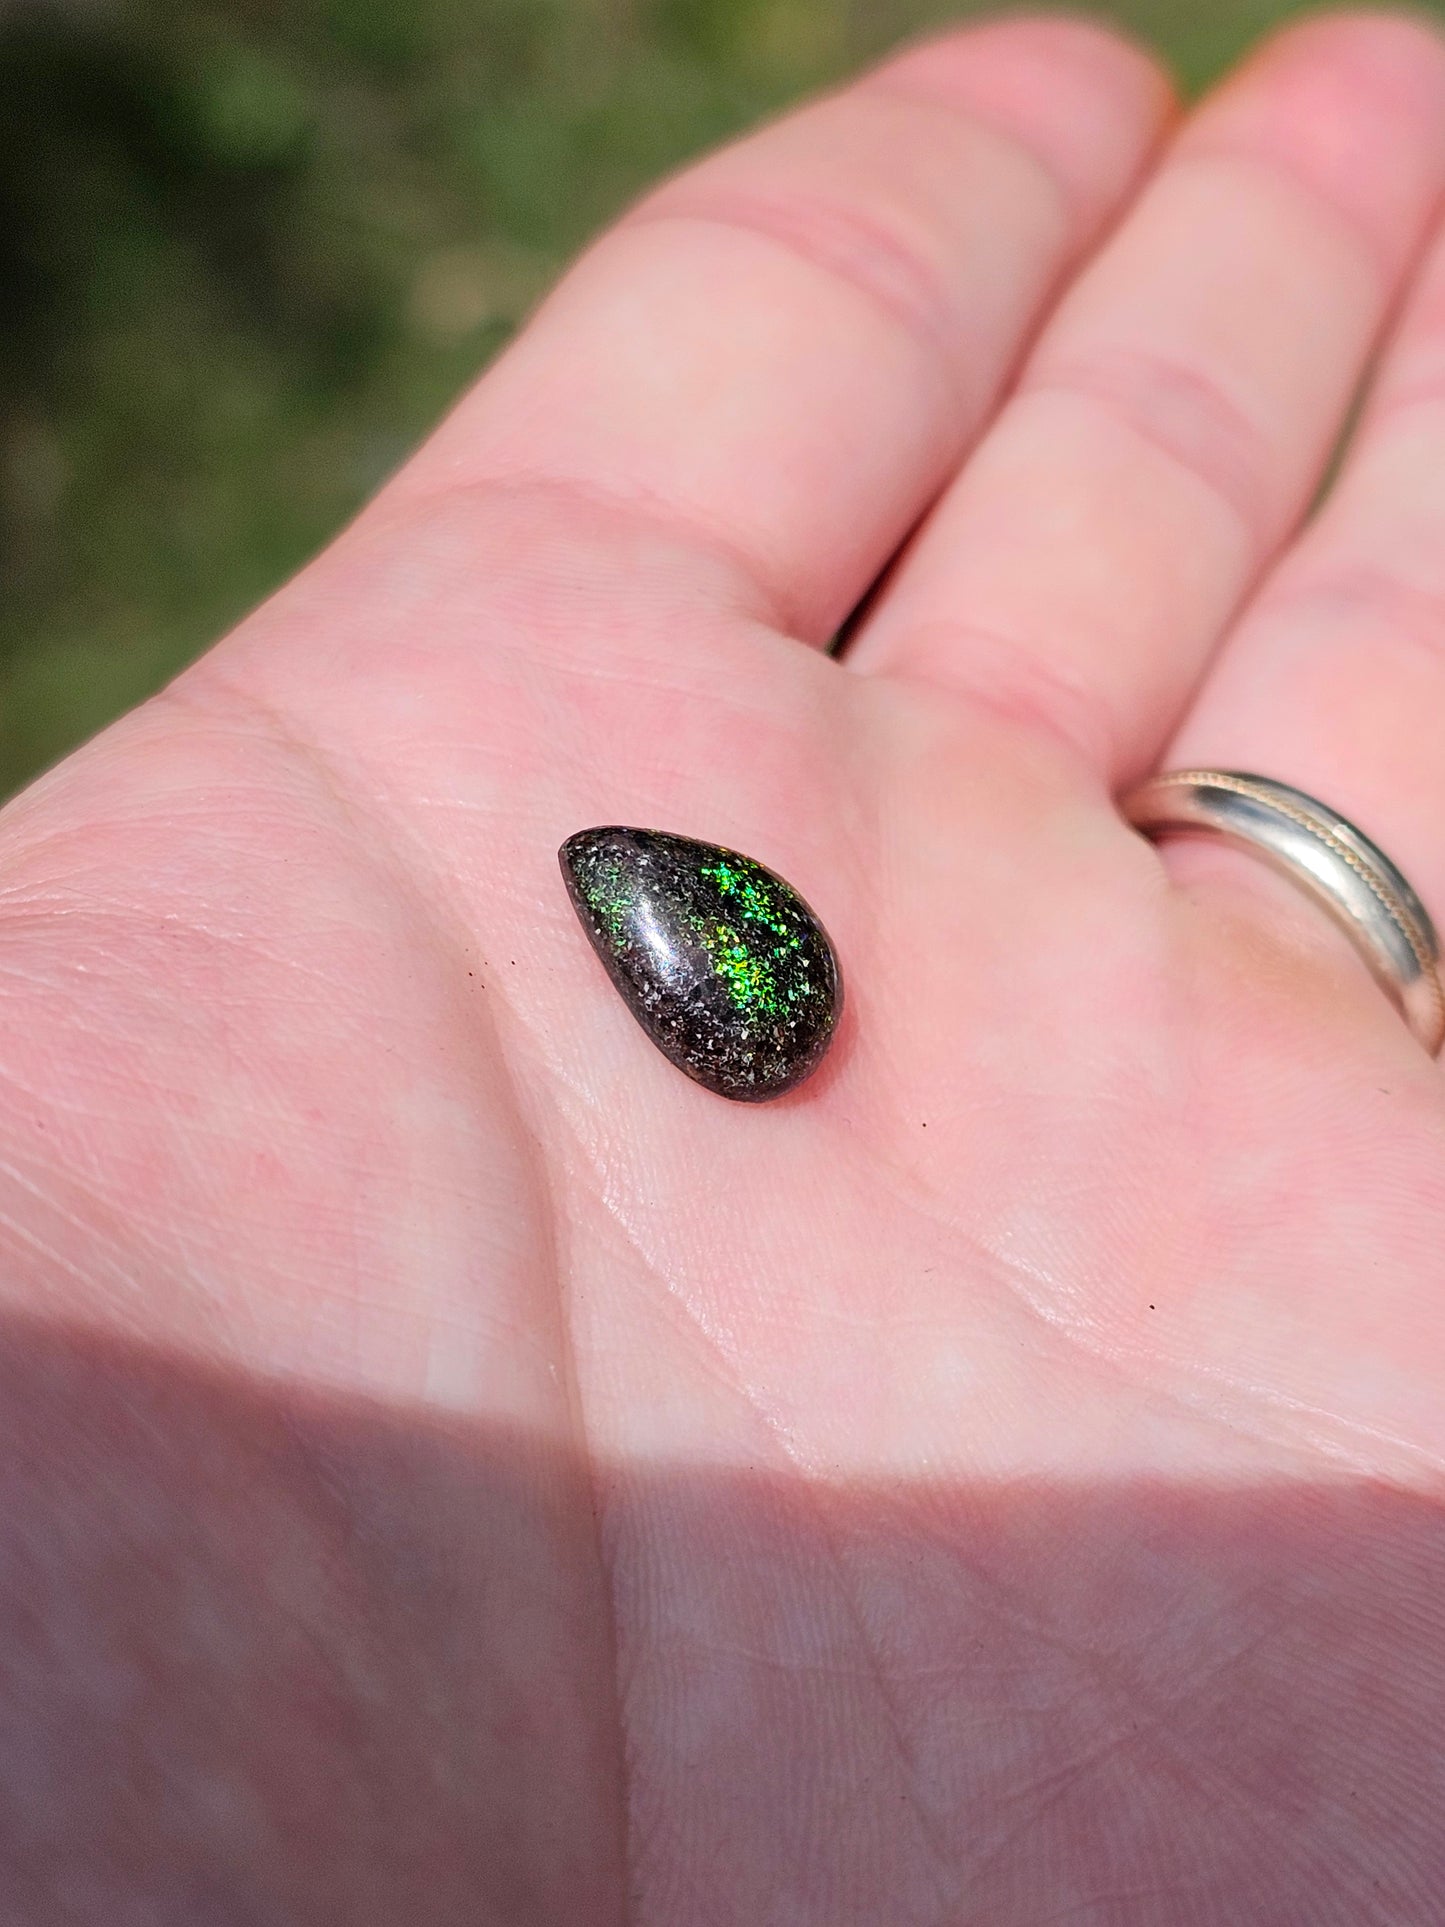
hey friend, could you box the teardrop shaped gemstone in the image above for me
[560,827,842,1101]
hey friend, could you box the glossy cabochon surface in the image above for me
[560,827,842,1101]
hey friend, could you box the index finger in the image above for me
[380,19,1172,645]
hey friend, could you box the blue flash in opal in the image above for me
[559,827,842,1101]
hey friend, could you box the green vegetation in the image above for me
[0,0,1389,791]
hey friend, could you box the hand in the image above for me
[5,12,1445,1920]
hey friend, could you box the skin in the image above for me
[4,8,1445,1920]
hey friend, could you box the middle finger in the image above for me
[849,13,1445,783]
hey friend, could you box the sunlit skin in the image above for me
[5,11,1445,1920]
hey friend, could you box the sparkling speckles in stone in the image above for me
[559,827,842,1101]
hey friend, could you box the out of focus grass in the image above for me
[0,0,1411,791]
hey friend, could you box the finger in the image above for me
[1160,212,1445,966]
[379,19,1171,643]
[849,12,1445,779]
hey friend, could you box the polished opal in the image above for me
[560,827,842,1101]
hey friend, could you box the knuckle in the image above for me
[1023,345,1274,534]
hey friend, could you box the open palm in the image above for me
[6,12,1445,1921]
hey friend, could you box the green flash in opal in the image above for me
[559,827,842,1101]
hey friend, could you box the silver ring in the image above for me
[1123,770,1445,1057]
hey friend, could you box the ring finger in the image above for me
[1159,207,1445,1043]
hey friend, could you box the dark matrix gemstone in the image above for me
[560,828,842,1101]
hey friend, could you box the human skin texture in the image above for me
[4,10,1445,1922]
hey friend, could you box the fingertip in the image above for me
[1183,7,1445,275]
[872,14,1178,232]
[1256,5,1445,67]
[881,12,1177,112]
[1233,6,1445,121]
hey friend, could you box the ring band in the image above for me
[1123,770,1445,1056]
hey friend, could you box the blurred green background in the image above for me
[0,0,1403,792]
